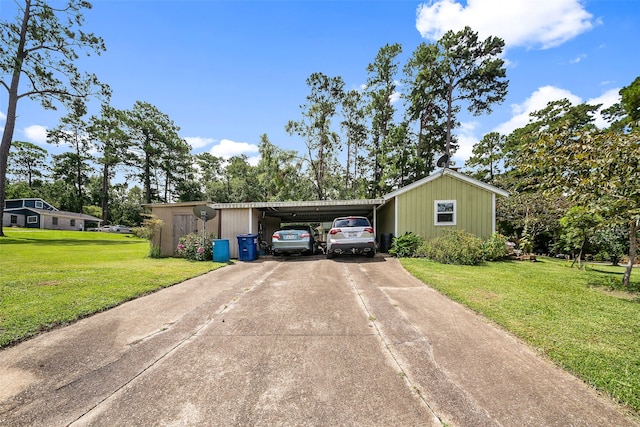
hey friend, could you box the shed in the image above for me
[376,168,509,240]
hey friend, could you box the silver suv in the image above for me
[326,216,376,259]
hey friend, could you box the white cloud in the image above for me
[416,0,596,50]
[210,138,259,159]
[185,136,215,150]
[570,54,587,64]
[587,88,620,128]
[24,125,48,145]
[247,155,261,167]
[0,111,6,121]
[494,86,581,135]
[389,91,401,105]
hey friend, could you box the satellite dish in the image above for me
[436,154,450,168]
[192,205,217,221]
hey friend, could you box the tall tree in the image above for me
[7,141,48,187]
[157,136,193,203]
[286,72,345,200]
[620,76,640,127]
[255,134,310,201]
[382,121,414,190]
[465,131,505,183]
[340,89,368,197]
[365,43,402,197]
[51,151,92,212]
[417,26,508,167]
[88,105,130,223]
[0,0,108,236]
[125,101,181,204]
[403,42,449,177]
[47,99,93,213]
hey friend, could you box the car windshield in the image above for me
[334,218,370,228]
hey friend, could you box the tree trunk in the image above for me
[622,218,638,287]
[445,82,454,168]
[101,163,109,223]
[0,0,30,237]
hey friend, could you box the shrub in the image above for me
[138,216,165,258]
[177,233,214,261]
[389,232,424,257]
[419,230,484,265]
[482,233,509,261]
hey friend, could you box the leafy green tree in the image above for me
[206,155,260,203]
[0,0,108,236]
[517,125,639,286]
[286,72,345,200]
[365,43,402,197]
[557,206,601,269]
[109,184,144,226]
[195,152,224,191]
[465,132,505,183]
[415,27,508,166]
[590,223,628,266]
[255,134,311,201]
[620,76,640,128]
[7,141,48,187]
[497,191,570,253]
[51,151,92,212]
[504,99,600,178]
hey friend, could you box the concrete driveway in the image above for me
[0,255,637,426]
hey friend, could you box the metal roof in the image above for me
[209,199,384,223]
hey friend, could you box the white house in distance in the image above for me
[2,198,101,231]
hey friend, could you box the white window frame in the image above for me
[434,200,456,226]
[27,215,38,224]
[35,200,43,209]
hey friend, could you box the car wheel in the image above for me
[326,252,334,259]
[366,251,376,258]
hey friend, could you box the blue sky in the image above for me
[2,0,639,169]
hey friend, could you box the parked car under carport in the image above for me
[271,225,317,256]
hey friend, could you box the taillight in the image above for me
[301,233,310,238]
[329,229,341,235]
[364,227,374,234]
[272,233,280,240]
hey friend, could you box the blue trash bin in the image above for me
[237,234,259,261]
[212,239,230,262]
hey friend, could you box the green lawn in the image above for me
[401,257,640,414]
[0,229,224,348]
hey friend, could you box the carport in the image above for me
[208,199,385,258]
[145,199,386,259]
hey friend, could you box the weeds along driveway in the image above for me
[0,255,636,426]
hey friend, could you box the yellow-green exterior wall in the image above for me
[394,175,496,239]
